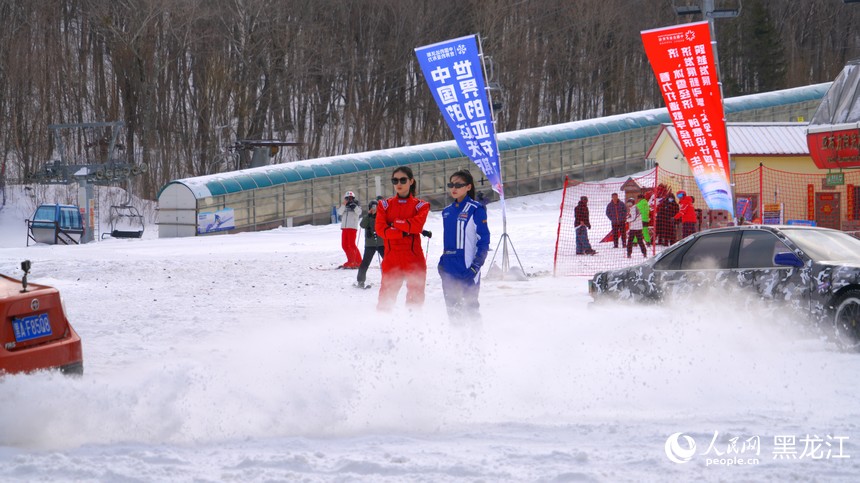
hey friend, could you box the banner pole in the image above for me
[701,0,736,219]
[477,34,523,277]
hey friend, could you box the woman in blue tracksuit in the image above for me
[438,169,490,321]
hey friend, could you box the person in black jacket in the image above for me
[605,192,628,248]
[656,193,679,246]
[356,201,385,288]
[574,196,596,255]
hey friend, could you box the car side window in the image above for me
[680,232,735,270]
[654,243,687,270]
[737,231,792,268]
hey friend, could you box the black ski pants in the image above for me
[357,246,385,284]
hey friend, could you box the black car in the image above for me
[588,225,860,348]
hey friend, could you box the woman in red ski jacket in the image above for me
[375,166,431,311]
[673,191,698,238]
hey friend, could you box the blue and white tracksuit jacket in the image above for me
[438,195,490,285]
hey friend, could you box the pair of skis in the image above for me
[309,265,373,289]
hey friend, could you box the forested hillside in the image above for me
[1,0,858,199]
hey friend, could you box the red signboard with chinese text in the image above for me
[807,125,860,169]
[641,21,733,215]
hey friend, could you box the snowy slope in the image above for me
[0,186,858,482]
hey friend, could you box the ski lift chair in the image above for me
[102,204,144,239]
[27,204,85,246]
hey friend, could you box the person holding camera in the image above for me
[337,191,363,269]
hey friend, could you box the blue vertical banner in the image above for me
[415,35,503,196]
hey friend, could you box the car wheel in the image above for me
[833,290,860,350]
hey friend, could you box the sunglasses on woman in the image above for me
[447,182,468,189]
[391,176,410,185]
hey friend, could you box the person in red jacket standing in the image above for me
[673,190,698,238]
[375,166,431,311]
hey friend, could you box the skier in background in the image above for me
[375,166,431,311]
[574,196,596,255]
[337,191,362,268]
[648,184,669,219]
[674,190,698,238]
[438,169,490,322]
[356,200,384,289]
[635,193,651,246]
[626,198,647,259]
[656,192,679,246]
[605,192,627,248]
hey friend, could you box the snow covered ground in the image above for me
[0,185,858,482]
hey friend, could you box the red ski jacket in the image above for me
[674,197,697,223]
[375,194,430,257]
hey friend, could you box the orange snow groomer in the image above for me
[1,260,83,376]
[375,166,431,311]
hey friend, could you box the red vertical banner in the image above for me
[807,184,815,221]
[641,22,733,216]
[848,184,855,221]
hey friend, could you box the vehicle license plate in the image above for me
[12,314,53,342]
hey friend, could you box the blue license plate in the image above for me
[12,314,53,342]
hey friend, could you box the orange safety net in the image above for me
[554,165,860,277]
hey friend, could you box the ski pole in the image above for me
[422,229,432,260]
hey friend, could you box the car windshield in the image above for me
[782,228,860,262]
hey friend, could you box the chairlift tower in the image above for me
[673,0,740,77]
[26,121,147,243]
[230,139,302,169]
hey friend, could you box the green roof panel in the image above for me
[352,159,373,171]
[311,165,332,177]
[326,162,349,175]
[236,175,258,190]
[205,181,228,196]
[161,83,828,202]
[399,151,425,164]
[377,154,399,168]
[293,165,315,180]
[249,172,273,188]
[220,178,242,194]
[442,145,463,159]
[266,171,288,184]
